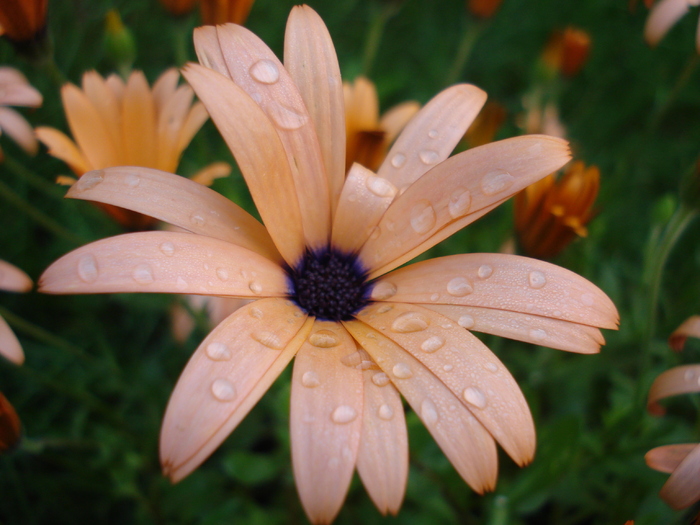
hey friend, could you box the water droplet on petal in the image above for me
[528,271,546,289]
[176,276,187,290]
[332,405,358,424]
[410,200,437,234]
[268,101,309,130]
[430,293,440,302]
[378,404,394,420]
[160,242,175,256]
[428,129,439,139]
[581,293,594,306]
[463,386,487,409]
[206,342,232,361]
[301,371,320,388]
[309,329,339,348]
[133,264,154,284]
[419,150,439,165]
[529,328,547,341]
[377,304,393,314]
[341,349,374,370]
[249,281,263,294]
[477,265,493,279]
[76,170,104,191]
[77,254,98,283]
[366,176,398,198]
[252,330,283,349]
[249,59,280,84]
[458,315,475,328]
[391,153,407,168]
[372,372,390,387]
[392,363,413,379]
[443,364,453,372]
[421,335,445,353]
[125,173,140,187]
[190,212,205,226]
[391,311,429,333]
[447,277,473,296]
[448,188,471,218]
[211,378,236,401]
[249,307,263,319]
[420,398,439,424]
[216,268,229,281]
[484,362,498,373]
[371,281,397,300]
[481,169,514,195]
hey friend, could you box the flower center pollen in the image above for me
[287,247,372,321]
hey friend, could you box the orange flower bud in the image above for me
[199,0,255,26]
[0,392,21,453]
[158,0,197,17]
[467,0,503,19]
[543,27,592,77]
[0,0,47,43]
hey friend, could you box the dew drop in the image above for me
[176,276,187,290]
[430,293,440,302]
[418,150,439,165]
[76,170,104,191]
[371,281,397,300]
[378,404,394,420]
[480,169,515,195]
[132,264,154,284]
[392,363,413,379]
[428,129,439,139]
[211,378,236,401]
[448,188,471,218]
[421,335,445,353]
[309,329,340,348]
[443,364,454,372]
[268,101,309,130]
[410,200,437,234]
[529,328,547,341]
[463,386,487,409]
[366,176,398,198]
[477,265,493,279]
[372,372,390,387]
[215,268,229,281]
[377,304,393,314]
[332,405,358,424]
[249,281,263,294]
[206,342,232,361]
[301,370,321,388]
[528,271,546,289]
[391,311,429,333]
[341,350,374,370]
[160,242,175,256]
[390,153,407,168]
[249,59,280,84]
[447,277,473,296]
[458,315,475,328]
[125,172,140,187]
[251,330,283,349]
[77,254,98,283]
[420,399,439,425]
[190,212,206,226]
[484,362,498,373]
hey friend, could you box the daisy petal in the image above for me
[668,315,700,351]
[0,260,32,292]
[38,231,288,297]
[363,136,571,275]
[345,320,498,492]
[212,23,331,249]
[81,71,123,159]
[157,85,197,173]
[377,84,486,190]
[193,26,229,76]
[66,166,279,261]
[647,365,700,415]
[646,443,698,474]
[424,304,604,354]
[34,127,91,175]
[285,5,346,215]
[161,299,312,481]
[152,68,180,108]
[355,366,408,515]
[182,63,305,265]
[379,101,421,145]
[121,71,157,168]
[372,253,618,330]
[291,322,363,524]
[0,315,24,365]
[355,303,535,467]
[644,0,689,47]
[0,107,37,154]
[659,442,700,510]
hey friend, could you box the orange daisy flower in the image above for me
[0,259,32,365]
[40,6,618,523]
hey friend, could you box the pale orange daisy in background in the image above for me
[0,66,42,160]
[0,259,32,365]
[645,0,700,53]
[39,6,618,524]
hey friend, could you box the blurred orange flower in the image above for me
[0,259,32,365]
[158,0,197,16]
[542,27,592,77]
[199,0,255,25]
[467,0,503,18]
[0,0,47,43]
[0,392,21,453]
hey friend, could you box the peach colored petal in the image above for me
[81,71,123,159]
[344,77,379,132]
[0,107,37,154]
[193,25,229,76]
[659,442,700,510]
[38,231,288,297]
[345,320,498,493]
[34,126,91,175]
[156,84,197,172]
[176,101,209,159]
[0,315,23,365]
[188,161,232,186]
[0,67,29,86]
[355,303,535,467]
[379,101,421,145]
[285,5,346,215]
[66,166,280,261]
[0,260,32,292]
[152,68,180,109]
[669,315,700,351]
[105,73,125,99]
[121,71,157,168]
[356,366,408,515]
[182,64,306,265]
[212,23,331,250]
[291,322,363,524]
[376,84,487,191]
[645,0,688,46]
[646,443,698,474]
[0,70,42,107]
[372,253,618,330]
[362,136,572,276]
[647,365,700,415]
[331,163,396,253]
[161,299,312,481]
[424,304,604,354]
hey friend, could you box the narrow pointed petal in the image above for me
[193,26,229,76]
[0,316,24,365]
[379,101,421,145]
[182,64,305,265]
[121,71,157,168]
[285,5,346,214]
[81,71,123,159]
[161,299,312,481]
[177,101,209,157]
[35,127,91,175]
[659,443,700,510]
[669,315,700,351]
[0,260,32,292]
[424,304,604,354]
[157,85,197,173]
[644,0,688,46]
[371,253,618,330]
[212,23,331,249]
[377,84,487,190]
[647,365,700,415]
[362,136,571,275]
[152,68,180,108]
[355,303,535,467]
[345,320,498,492]
[355,366,408,515]
[0,107,37,154]
[188,161,232,186]
[66,167,280,261]
[332,163,396,253]
[646,444,698,474]
[291,322,363,525]
[39,231,288,297]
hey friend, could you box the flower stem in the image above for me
[444,20,483,86]
[362,3,401,76]
[649,54,699,130]
[2,153,65,199]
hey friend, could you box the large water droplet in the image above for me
[160,242,175,256]
[249,59,280,84]
[391,311,429,333]
[420,335,445,353]
[420,398,439,425]
[215,268,229,281]
[77,254,98,283]
[76,170,104,191]
[410,200,437,234]
[301,370,321,388]
[463,386,487,409]
[428,129,439,139]
[392,363,413,379]
[447,277,473,296]
[366,176,398,198]
[133,264,154,284]
[252,330,283,349]
[458,315,475,328]
[249,281,263,294]
[448,188,471,218]
[332,405,358,424]
[268,101,309,130]
[481,169,515,195]
[341,350,373,370]
[528,271,546,289]
[371,281,397,300]
[190,212,205,226]
[372,372,390,387]
[211,378,236,401]
[378,404,394,420]
[309,329,340,348]
[477,265,493,279]
[419,150,439,165]
[390,153,407,168]
[206,342,232,361]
